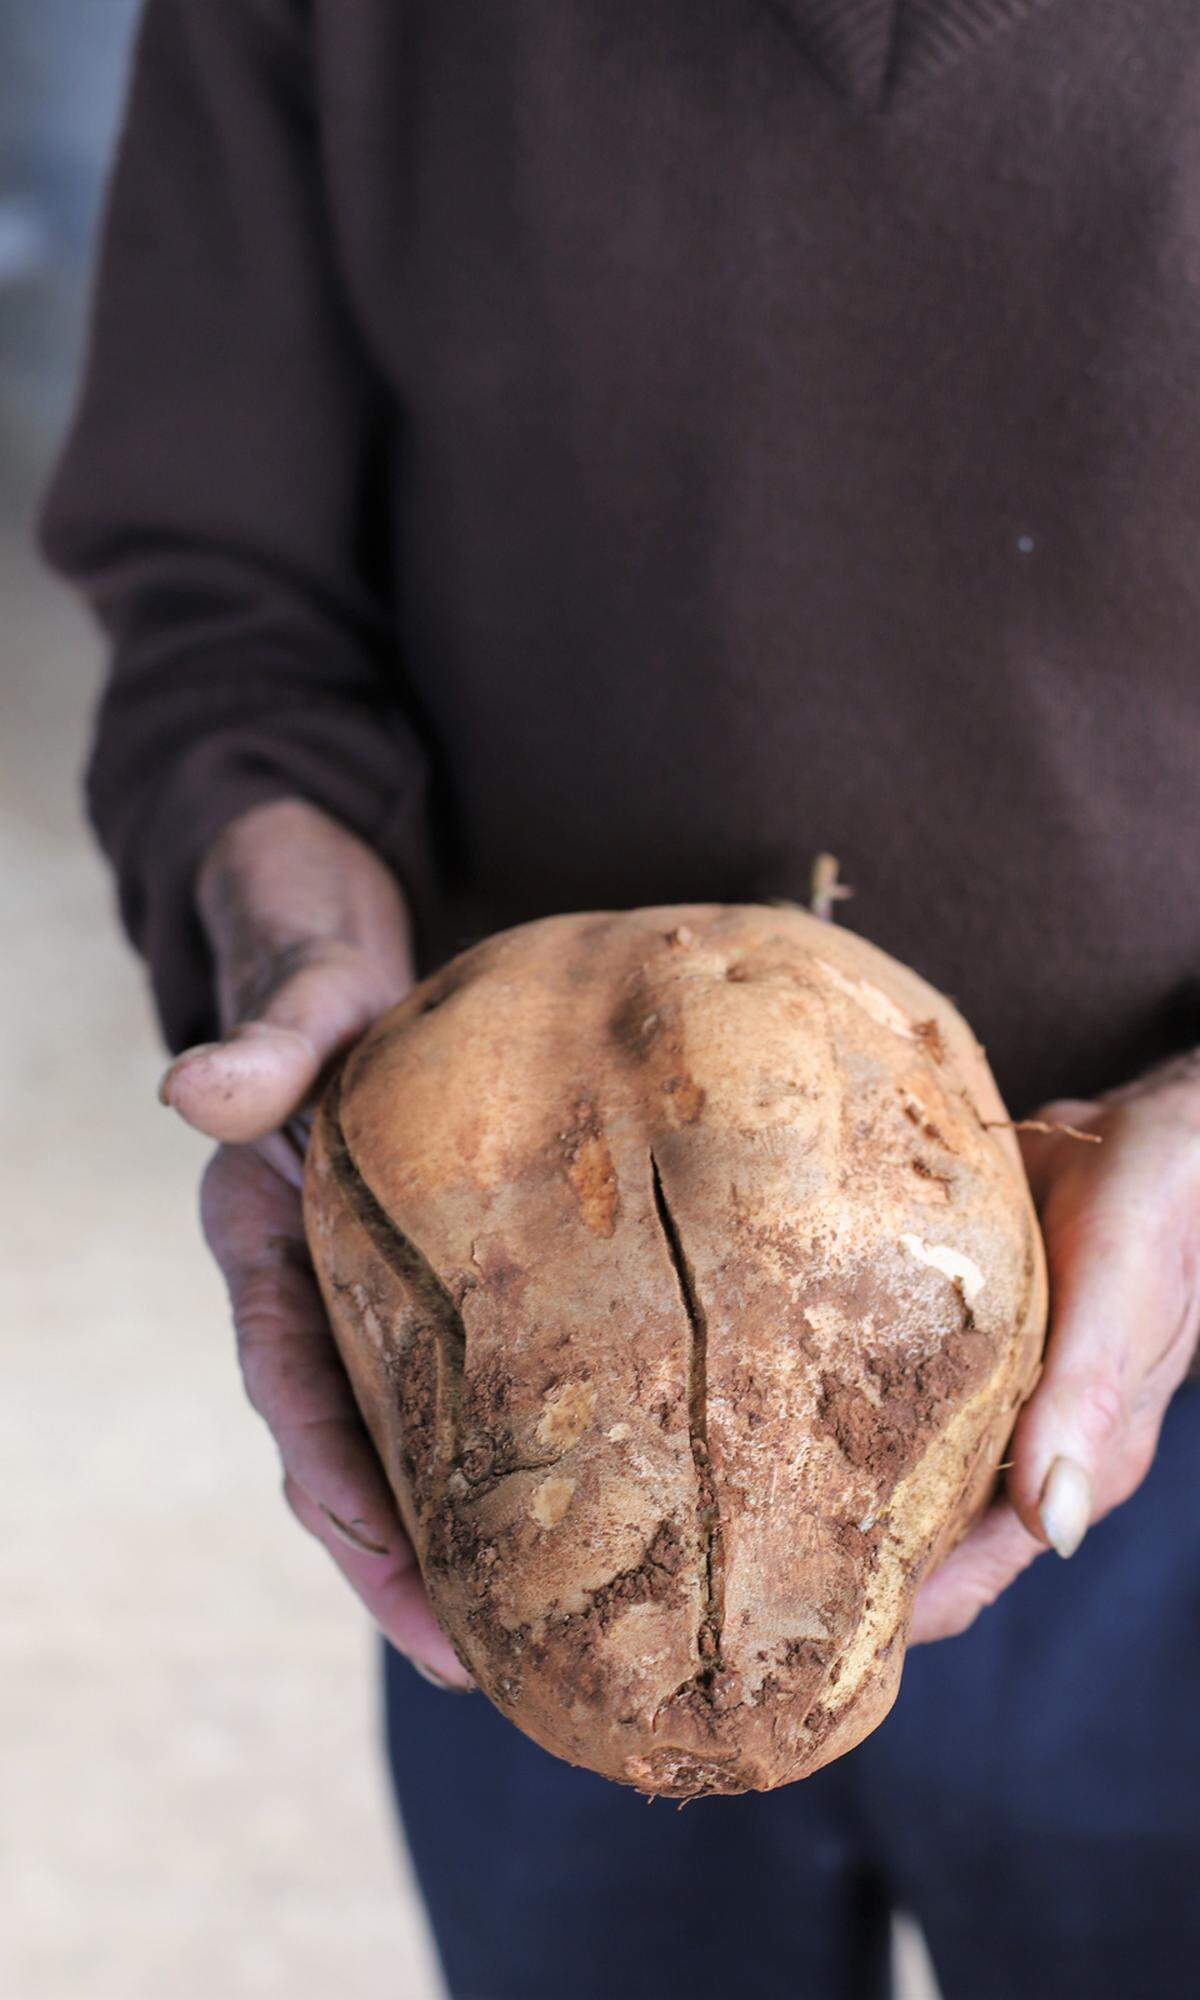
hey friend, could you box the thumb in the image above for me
[160,802,413,1144]
[1007,1169,1158,1560]
[161,941,406,1143]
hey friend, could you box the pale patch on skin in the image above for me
[531,1477,577,1528]
[565,1132,620,1236]
[914,1181,950,1205]
[816,959,917,1039]
[663,1075,707,1126]
[899,1233,986,1303]
[536,1380,597,1452]
[606,1422,631,1442]
[786,1610,831,1644]
[348,1282,385,1351]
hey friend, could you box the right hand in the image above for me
[161,798,471,1688]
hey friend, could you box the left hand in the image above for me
[911,1054,1200,1644]
[161,800,472,1688]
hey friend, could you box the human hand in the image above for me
[911,1055,1200,1644]
[161,799,471,1687]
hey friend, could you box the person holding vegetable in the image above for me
[43,3,1200,1995]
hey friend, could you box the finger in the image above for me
[161,800,413,1143]
[202,1146,404,1545]
[1008,1164,1189,1558]
[204,1149,470,1684]
[283,1475,472,1688]
[234,1250,403,1544]
[162,945,402,1143]
[909,1502,1045,1645]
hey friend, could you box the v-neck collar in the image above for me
[768,0,1055,111]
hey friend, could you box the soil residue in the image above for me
[560,1100,621,1237]
[816,1316,992,1486]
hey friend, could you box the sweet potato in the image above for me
[304,905,1045,1796]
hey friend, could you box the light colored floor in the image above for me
[0,440,446,1998]
[0,258,938,2000]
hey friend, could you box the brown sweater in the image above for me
[41,0,1200,1112]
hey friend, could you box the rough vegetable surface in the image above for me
[304,905,1046,1796]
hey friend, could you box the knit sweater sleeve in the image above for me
[39,0,433,1052]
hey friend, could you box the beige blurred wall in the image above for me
[1,16,447,1966]
[0,456,446,1998]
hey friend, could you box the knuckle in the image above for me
[232,1287,292,1414]
[1078,1371,1127,1448]
[231,936,356,1025]
[292,1404,358,1447]
[963,1565,1010,1619]
[232,1271,285,1326]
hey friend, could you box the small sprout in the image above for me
[809,853,854,923]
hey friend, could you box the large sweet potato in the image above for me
[304,905,1046,1796]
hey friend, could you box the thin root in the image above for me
[809,852,854,923]
[983,1118,1102,1144]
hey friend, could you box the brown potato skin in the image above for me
[303,906,1046,1797]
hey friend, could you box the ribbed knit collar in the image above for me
[771,0,1054,109]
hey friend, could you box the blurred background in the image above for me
[1,9,937,1997]
[1,6,443,1994]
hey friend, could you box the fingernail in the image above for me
[318,1503,389,1556]
[158,1043,221,1105]
[411,1661,468,1693]
[1039,1455,1091,1558]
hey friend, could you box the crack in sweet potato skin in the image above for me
[320,1077,467,1486]
[649,1151,725,1697]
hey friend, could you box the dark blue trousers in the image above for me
[384,1387,1200,2000]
